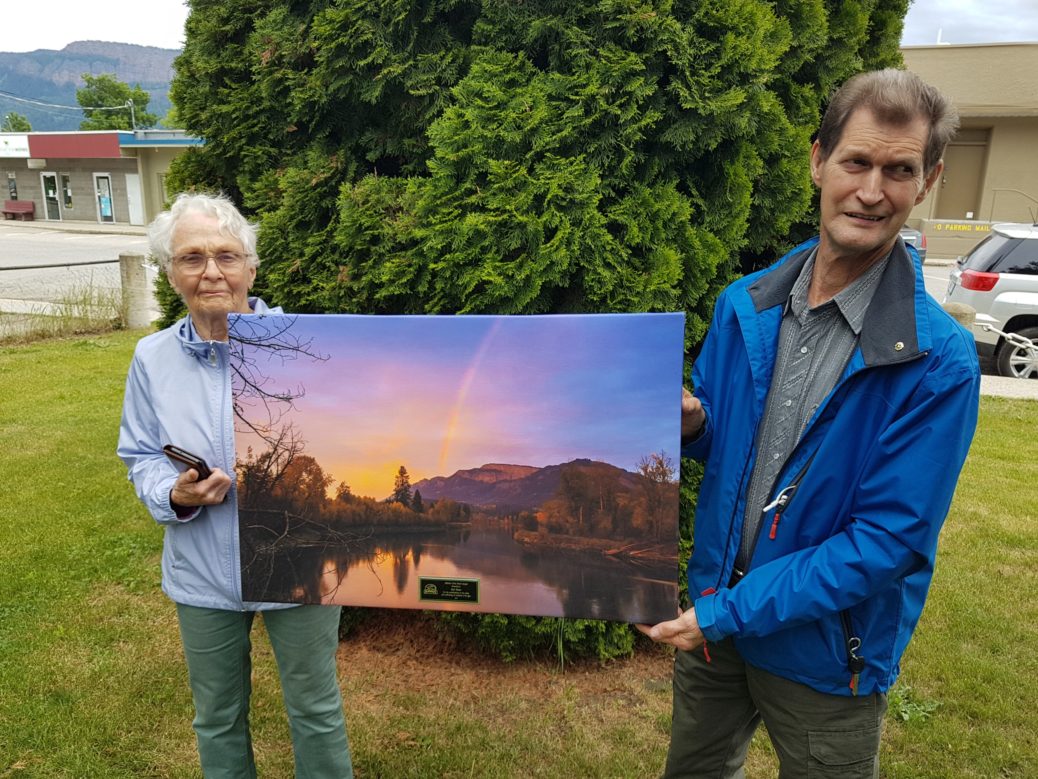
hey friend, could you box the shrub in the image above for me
[436,611,636,664]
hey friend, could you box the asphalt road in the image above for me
[921,261,953,302]
[0,223,152,312]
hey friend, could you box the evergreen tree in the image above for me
[77,73,158,131]
[168,0,905,347]
[412,489,424,514]
[391,466,413,506]
[167,0,909,660]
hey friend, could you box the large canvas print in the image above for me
[230,313,684,624]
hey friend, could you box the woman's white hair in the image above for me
[148,192,260,272]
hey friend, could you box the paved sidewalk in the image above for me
[4,219,146,237]
[980,374,1038,400]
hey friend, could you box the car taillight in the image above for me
[960,269,999,292]
[920,233,927,248]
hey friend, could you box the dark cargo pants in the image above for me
[664,637,887,779]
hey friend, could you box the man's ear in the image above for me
[810,141,824,187]
[918,160,944,205]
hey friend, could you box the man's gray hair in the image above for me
[816,68,959,175]
[148,192,259,272]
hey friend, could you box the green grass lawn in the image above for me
[0,330,1035,777]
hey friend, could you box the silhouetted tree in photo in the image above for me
[335,481,354,504]
[559,467,594,534]
[229,315,329,449]
[271,454,334,514]
[638,452,677,541]
[237,424,306,511]
[412,489,424,514]
[391,466,413,506]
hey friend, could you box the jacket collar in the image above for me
[175,296,277,356]
[747,238,928,367]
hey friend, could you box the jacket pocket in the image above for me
[807,726,880,778]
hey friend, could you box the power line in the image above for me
[0,88,136,112]
[0,97,81,121]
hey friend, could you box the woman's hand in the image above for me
[170,467,233,507]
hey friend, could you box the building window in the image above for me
[61,174,73,208]
[6,173,16,200]
[158,173,169,205]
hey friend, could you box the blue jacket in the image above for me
[684,238,980,696]
[117,298,294,611]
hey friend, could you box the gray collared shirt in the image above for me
[733,248,889,576]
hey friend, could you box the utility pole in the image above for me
[125,99,137,131]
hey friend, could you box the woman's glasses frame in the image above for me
[171,251,250,274]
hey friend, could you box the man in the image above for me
[640,69,981,777]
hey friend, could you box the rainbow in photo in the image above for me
[229,313,684,624]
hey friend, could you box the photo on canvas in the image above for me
[229,313,684,624]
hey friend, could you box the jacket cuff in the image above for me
[693,592,727,643]
[152,474,199,523]
[169,492,201,522]
[681,415,711,460]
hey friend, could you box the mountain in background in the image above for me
[412,459,642,513]
[0,41,177,131]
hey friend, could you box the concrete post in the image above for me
[942,301,976,331]
[119,252,155,329]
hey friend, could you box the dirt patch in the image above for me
[337,609,674,715]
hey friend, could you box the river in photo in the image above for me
[242,519,679,624]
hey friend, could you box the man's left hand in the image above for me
[636,608,705,652]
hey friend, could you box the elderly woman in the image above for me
[117,193,353,778]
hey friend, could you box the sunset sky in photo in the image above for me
[233,313,684,499]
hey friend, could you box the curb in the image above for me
[0,220,146,237]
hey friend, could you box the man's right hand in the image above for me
[636,607,705,652]
[681,387,706,443]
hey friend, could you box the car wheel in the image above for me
[996,326,1038,379]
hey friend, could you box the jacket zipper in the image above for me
[730,450,818,584]
[211,340,243,608]
[764,485,796,540]
[840,609,866,695]
[756,448,867,693]
[764,449,817,541]
[715,447,756,591]
[723,344,845,589]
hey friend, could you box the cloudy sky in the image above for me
[232,314,683,500]
[0,0,1036,53]
[902,0,1038,44]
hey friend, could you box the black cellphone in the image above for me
[162,444,213,481]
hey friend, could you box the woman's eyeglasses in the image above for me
[172,252,249,274]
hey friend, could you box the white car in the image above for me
[944,223,1038,378]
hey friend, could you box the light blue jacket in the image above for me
[683,238,980,696]
[117,298,294,611]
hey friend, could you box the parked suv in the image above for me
[944,223,1038,378]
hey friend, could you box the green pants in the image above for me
[176,603,352,779]
[665,638,887,779]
